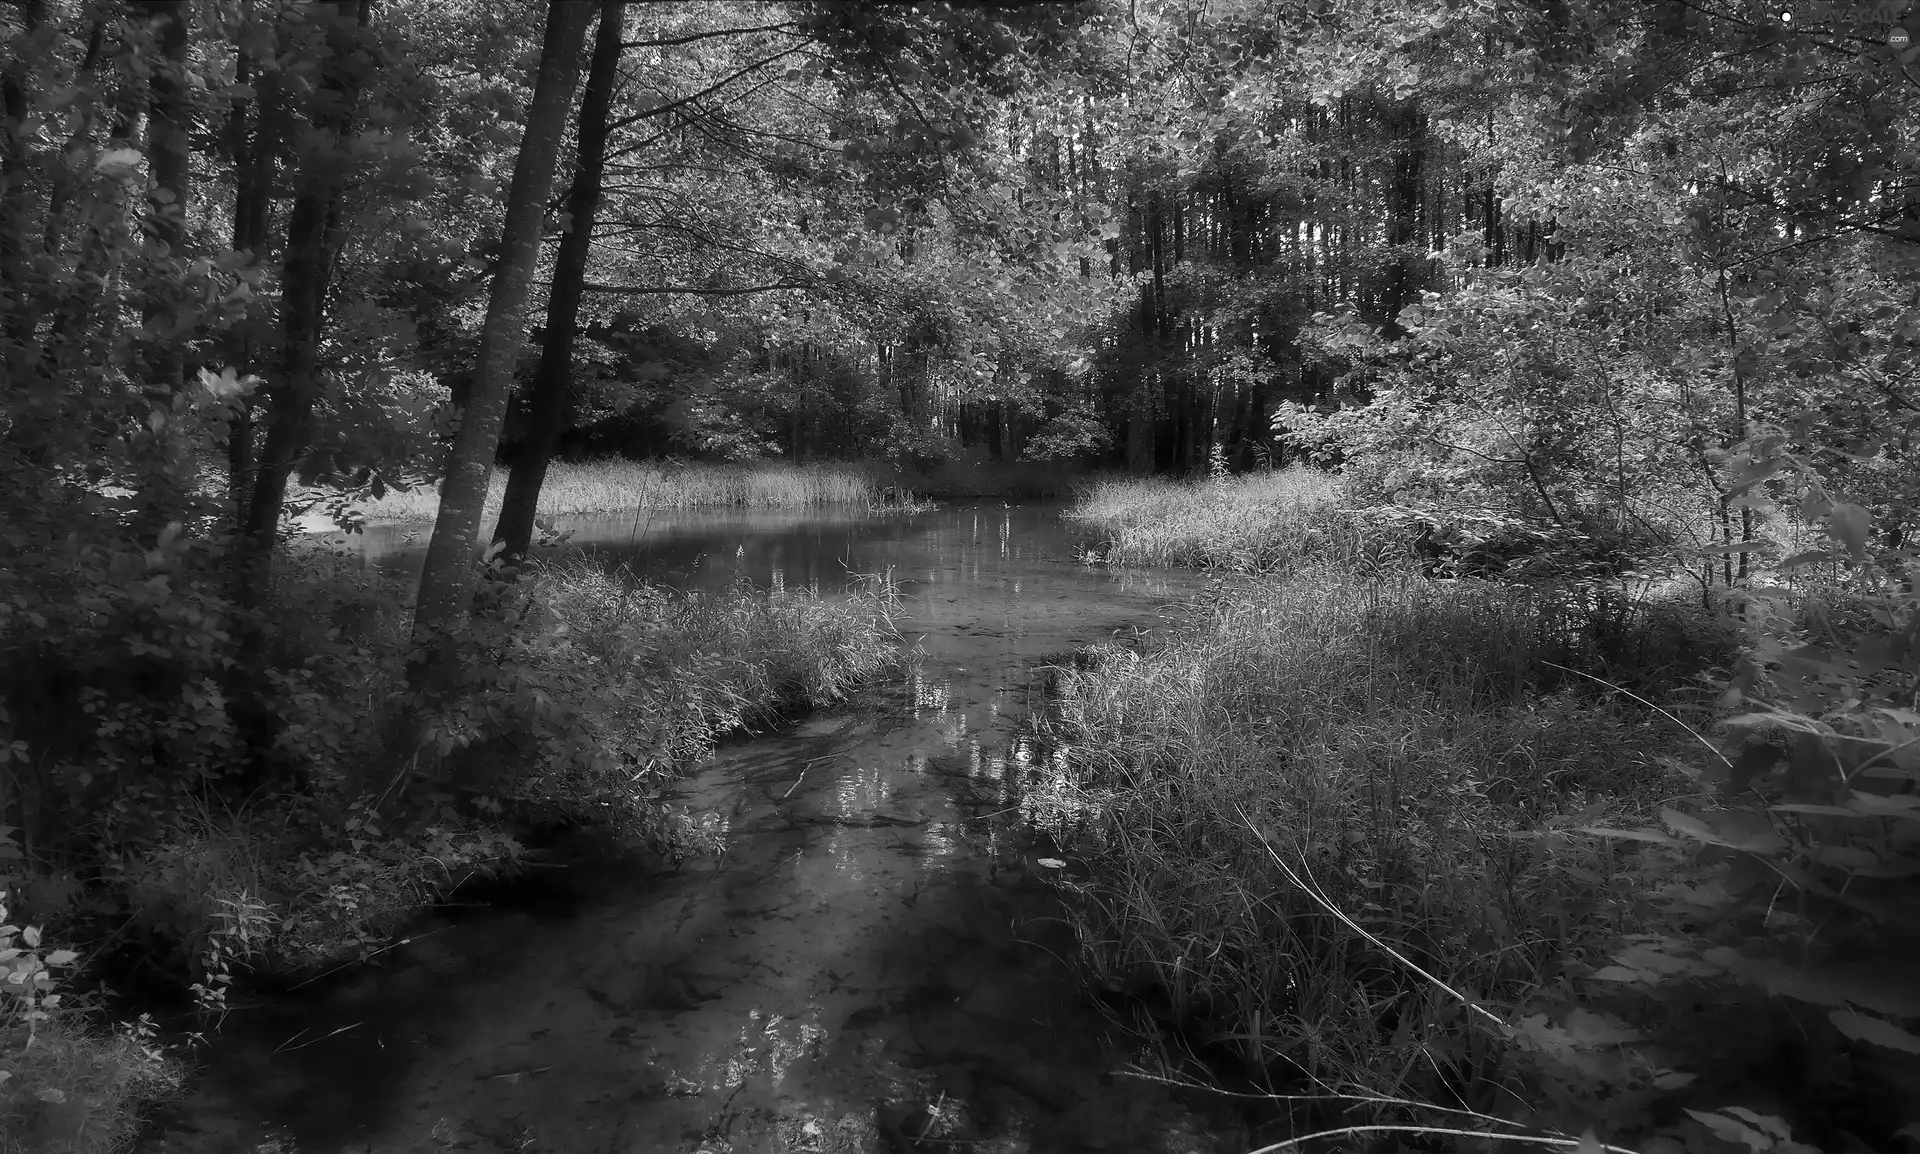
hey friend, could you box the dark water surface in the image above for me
[154,504,1246,1154]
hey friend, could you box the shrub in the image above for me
[0,893,179,1154]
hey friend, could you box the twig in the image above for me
[1115,1068,1535,1131]
[272,1021,360,1053]
[1245,1123,1643,1154]
[1539,660,1732,769]
[482,1065,552,1081]
[1235,806,1511,1035]
[287,926,449,990]
[779,765,809,800]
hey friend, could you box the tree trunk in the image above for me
[224,2,282,525]
[494,0,624,563]
[143,0,190,397]
[237,0,372,609]
[0,0,46,368]
[412,0,592,633]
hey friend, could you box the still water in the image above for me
[152,504,1249,1154]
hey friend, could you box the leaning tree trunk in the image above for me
[494,0,625,564]
[236,0,372,611]
[411,0,592,633]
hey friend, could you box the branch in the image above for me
[605,42,813,134]
[622,22,799,50]
[573,280,812,296]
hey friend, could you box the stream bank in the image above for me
[141,503,1274,1154]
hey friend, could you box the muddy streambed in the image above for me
[148,504,1256,1154]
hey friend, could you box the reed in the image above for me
[349,459,885,524]
[1067,467,1363,571]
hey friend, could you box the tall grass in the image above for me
[1047,564,1729,1117]
[1068,467,1359,571]
[481,556,901,836]
[348,459,885,524]
[95,547,902,980]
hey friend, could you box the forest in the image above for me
[1,0,1917,1151]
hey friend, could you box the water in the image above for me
[152,504,1251,1154]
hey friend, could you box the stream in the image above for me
[147,503,1253,1154]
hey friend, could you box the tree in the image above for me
[412,0,593,634]
[494,0,625,564]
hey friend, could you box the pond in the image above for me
[150,504,1260,1154]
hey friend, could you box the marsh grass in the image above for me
[0,1018,179,1154]
[1046,543,1734,1125]
[488,556,902,835]
[345,459,885,524]
[1068,468,1363,571]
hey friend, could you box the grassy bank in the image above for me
[2,547,899,1148]
[1047,473,1829,1146]
[1068,466,1355,570]
[343,459,886,525]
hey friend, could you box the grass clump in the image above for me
[1068,467,1357,571]
[1048,567,1720,1116]
[457,557,901,836]
[345,459,884,525]
[0,895,180,1154]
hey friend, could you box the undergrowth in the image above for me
[1,540,899,1144]
[1049,471,1920,1153]
[1046,565,1731,1135]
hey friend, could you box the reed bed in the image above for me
[352,459,884,524]
[1068,467,1363,571]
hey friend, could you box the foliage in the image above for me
[0,892,179,1154]
[1045,557,1732,1136]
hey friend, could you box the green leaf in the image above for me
[1827,502,1872,563]
[1829,1009,1920,1053]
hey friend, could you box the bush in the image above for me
[0,893,179,1154]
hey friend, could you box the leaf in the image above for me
[35,1088,65,1104]
[1576,825,1682,845]
[93,147,144,178]
[1829,1009,1920,1053]
[1826,502,1872,563]
[1661,808,1721,845]
[1686,1109,1773,1152]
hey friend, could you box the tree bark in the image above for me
[0,0,47,369]
[494,0,625,564]
[237,0,373,609]
[412,0,592,633]
[224,1,282,524]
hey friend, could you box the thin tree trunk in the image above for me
[495,0,624,563]
[237,0,372,609]
[413,0,592,634]
[144,0,190,397]
[225,2,281,524]
[0,0,47,368]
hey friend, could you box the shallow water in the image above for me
[154,504,1248,1154]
